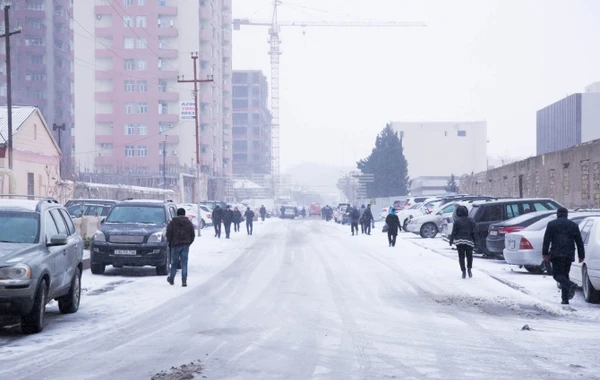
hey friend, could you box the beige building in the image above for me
[0,106,62,197]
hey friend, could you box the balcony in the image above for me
[157,0,178,16]
[94,5,113,14]
[164,134,179,144]
[94,135,115,144]
[158,114,179,123]
[157,69,178,79]
[157,27,178,38]
[95,70,114,80]
[158,48,178,59]
[95,92,113,101]
[159,92,179,102]
[95,48,115,58]
[95,114,114,123]
[95,27,113,38]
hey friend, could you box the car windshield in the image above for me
[0,211,40,243]
[105,206,166,225]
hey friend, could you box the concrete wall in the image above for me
[581,93,600,143]
[462,139,600,208]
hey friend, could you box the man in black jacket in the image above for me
[350,207,360,236]
[363,205,374,235]
[542,207,585,305]
[259,205,267,221]
[212,205,223,238]
[222,205,234,239]
[245,207,255,235]
[166,208,195,287]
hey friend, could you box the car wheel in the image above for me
[21,278,47,334]
[91,263,106,275]
[58,268,81,314]
[582,265,600,304]
[402,219,409,232]
[420,223,438,239]
[156,250,170,276]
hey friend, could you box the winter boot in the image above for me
[468,269,472,278]
[561,300,569,305]
[461,270,466,279]
[569,283,577,300]
[167,276,174,286]
[182,278,187,287]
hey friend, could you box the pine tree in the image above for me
[445,174,460,193]
[357,124,410,197]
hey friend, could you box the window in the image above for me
[580,221,594,244]
[232,127,246,135]
[124,80,135,92]
[137,80,147,92]
[27,173,34,197]
[25,37,43,46]
[31,55,43,65]
[136,59,147,70]
[125,145,135,157]
[533,202,558,211]
[505,204,521,219]
[232,99,247,109]
[457,130,467,137]
[233,140,247,151]
[137,0,145,4]
[138,145,148,157]
[136,16,147,27]
[50,210,68,236]
[123,16,133,27]
[124,0,133,4]
[478,205,502,223]
[124,37,135,49]
[251,113,260,125]
[125,102,135,114]
[159,101,168,114]
[232,113,248,124]
[137,124,148,135]
[137,102,148,114]
[158,80,167,92]
[58,209,75,235]
[125,124,135,135]
[232,86,248,97]
[44,212,59,242]
[136,38,147,49]
[124,59,135,70]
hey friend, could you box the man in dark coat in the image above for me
[212,205,223,238]
[222,205,234,239]
[259,205,267,221]
[359,205,366,234]
[233,207,242,232]
[244,206,255,235]
[543,207,585,305]
[166,208,195,287]
[350,206,360,236]
[363,205,374,235]
[449,205,479,278]
[385,208,402,247]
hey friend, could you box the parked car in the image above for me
[281,206,296,219]
[468,198,562,255]
[399,198,442,232]
[407,202,460,238]
[0,197,84,334]
[485,211,556,258]
[90,199,178,275]
[309,203,321,216]
[404,197,429,209]
[570,217,600,303]
[65,199,117,209]
[335,205,350,224]
[504,211,600,274]
[177,203,212,229]
[66,203,113,218]
[380,207,390,220]
[441,200,482,241]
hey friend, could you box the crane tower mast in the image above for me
[234,2,425,198]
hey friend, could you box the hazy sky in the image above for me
[232,0,600,172]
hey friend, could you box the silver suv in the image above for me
[0,197,84,334]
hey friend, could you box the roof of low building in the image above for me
[0,106,38,141]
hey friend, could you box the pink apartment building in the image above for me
[74,0,232,196]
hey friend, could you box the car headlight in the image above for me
[0,264,31,281]
[93,230,106,242]
[148,231,165,243]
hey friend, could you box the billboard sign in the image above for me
[180,101,195,120]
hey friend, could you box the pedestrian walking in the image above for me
[212,205,223,238]
[259,205,267,221]
[449,205,479,279]
[359,205,366,234]
[223,205,234,239]
[245,206,255,235]
[350,206,360,236]
[542,207,585,305]
[363,204,374,235]
[233,207,242,232]
[166,208,195,287]
[385,208,402,247]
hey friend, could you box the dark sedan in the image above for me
[486,211,555,257]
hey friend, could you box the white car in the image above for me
[441,200,486,241]
[178,203,213,229]
[503,212,600,274]
[407,202,460,238]
[570,216,600,303]
[397,198,441,232]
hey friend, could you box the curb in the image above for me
[82,257,90,271]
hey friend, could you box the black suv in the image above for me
[90,199,178,275]
[0,196,84,334]
[469,198,562,255]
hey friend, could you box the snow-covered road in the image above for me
[1,219,599,380]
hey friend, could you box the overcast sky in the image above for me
[232,0,600,172]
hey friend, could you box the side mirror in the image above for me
[100,218,106,224]
[48,234,68,246]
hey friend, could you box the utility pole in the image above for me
[53,123,66,175]
[1,4,21,170]
[162,134,167,189]
[178,52,213,237]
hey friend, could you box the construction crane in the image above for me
[233,1,426,198]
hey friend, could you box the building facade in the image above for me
[390,121,488,179]
[73,0,232,195]
[536,86,600,155]
[231,70,271,177]
[0,1,73,173]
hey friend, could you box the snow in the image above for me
[1,217,599,380]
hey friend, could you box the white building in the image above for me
[390,121,488,178]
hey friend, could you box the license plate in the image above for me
[509,241,515,249]
[490,231,498,236]
[115,250,136,255]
